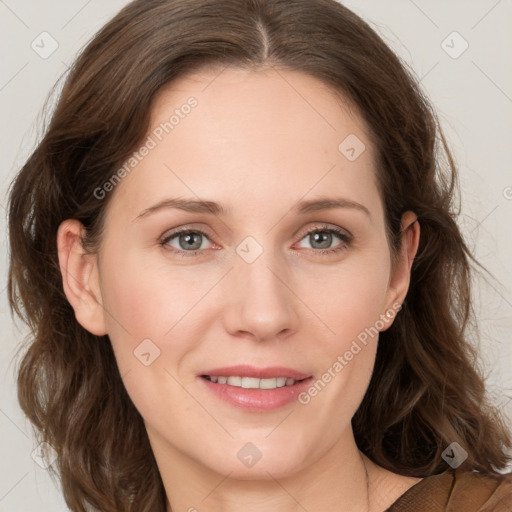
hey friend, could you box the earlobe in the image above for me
[56,219,108,336]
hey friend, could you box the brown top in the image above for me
[386,469,512,511]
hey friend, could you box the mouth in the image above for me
[200,375,310,389]
[197,365,314,412]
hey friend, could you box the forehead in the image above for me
[104,66,381,225]
[152,65,370,142]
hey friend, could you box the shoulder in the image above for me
[387,469,512,512]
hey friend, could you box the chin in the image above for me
[200,439,310,480]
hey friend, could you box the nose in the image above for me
[222,248,300,342]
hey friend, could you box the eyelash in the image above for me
[159,224,352,258]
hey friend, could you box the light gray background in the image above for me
[1,1,511,510]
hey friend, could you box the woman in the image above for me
[7,0,512,510]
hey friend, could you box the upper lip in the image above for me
[199,365,312,380]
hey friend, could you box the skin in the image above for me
[58,66,422,512]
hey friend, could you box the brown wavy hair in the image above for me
[7,0,511,510]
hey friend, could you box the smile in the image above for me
[201,375,306,389]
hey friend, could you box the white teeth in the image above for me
[206,375,299,389]
[259,378,277,389]
[241,377,261,388]
[227,376,242,386]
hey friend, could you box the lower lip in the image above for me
[198,376,314,412]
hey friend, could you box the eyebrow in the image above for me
[133,196,372,222]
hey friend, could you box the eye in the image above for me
[160,229,213,257]
[159,224,352,258]
[295,224,351,255]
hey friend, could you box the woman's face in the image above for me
[64,66,416,479]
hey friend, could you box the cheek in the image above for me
[98,251,181,371]
[311,252,391,345]
[98,255,195,423]
[326,253,390,393]
[297,264,388,429]
[100,249,196,337]
[98,249,218,395]
[100,236,391,356]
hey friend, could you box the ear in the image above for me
[380,210,420,330]
[56,219,108,336]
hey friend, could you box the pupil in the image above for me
[181,232,201,250]
[312,232,331,249]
